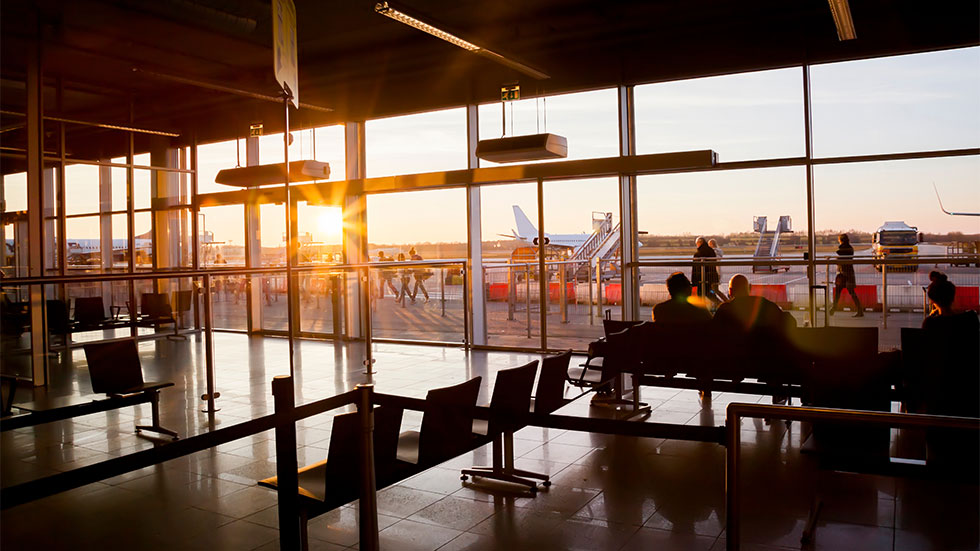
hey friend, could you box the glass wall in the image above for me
[366,188,467,343]
[366,108,467,177]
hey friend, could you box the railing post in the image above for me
[882,263,888,330]
[725,407,741,551]
[462,264,469,348]
[272,375,301,551]
[525,264,531,339]
[356,384,380,551]
[507,266,515,321]
[202,273,218,413]
[440,267,446,317]
[559,263,568,324]
[596,258,603,314]
[588,261,594,325]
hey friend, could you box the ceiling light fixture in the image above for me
[374,2,550,80]
[827,0,857,41]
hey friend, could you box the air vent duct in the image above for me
[215,160,330,187]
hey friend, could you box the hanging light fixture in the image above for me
[827,0,856,41]
[374,2,550,80]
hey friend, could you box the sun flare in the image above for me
[317,209,344,238]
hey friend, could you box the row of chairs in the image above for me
[44,292,194,345]
[260,351,573,550]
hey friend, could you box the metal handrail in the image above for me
[634,254,978,269]
[725,402,980,551]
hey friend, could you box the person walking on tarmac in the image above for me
[377,251,399,298]
[831,233,864,317]
[395,252,413,304]
[408,247,431,303]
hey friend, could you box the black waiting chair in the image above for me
[569,319,643,389]
[1,375,18,417]
[73,296,114,331]
[83,339,178,440]
[532,350,573,416]
[137,293,176,328]
[461,361,548,493]
[396,376,482,469]
[259,406,403,551]
[46,299,74,348]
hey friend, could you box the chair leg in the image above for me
[135,391,179,440]
[461,431,548,493]
[801,495,822,544]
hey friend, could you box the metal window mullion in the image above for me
[537,177,547,351]
[618,84,639,321]
[803,65,817,327]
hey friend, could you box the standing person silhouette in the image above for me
[831,233,864,317]
[691,237,722,307]
[408,247,430,303]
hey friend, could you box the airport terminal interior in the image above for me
[1,1,979,550]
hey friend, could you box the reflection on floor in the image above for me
[2,334,977,550]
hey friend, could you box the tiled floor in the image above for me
[2,333,977,550]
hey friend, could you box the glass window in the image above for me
[635,68,805,162]
[197,140,246,194]
[200,205,245,267]
[810,47,980,158]
[636,166,808,325]
[2,173,27,212]
[64,164,101,215]
[478,88,619,166]
[366,108,467,177]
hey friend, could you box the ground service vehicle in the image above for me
[872,221,919,272]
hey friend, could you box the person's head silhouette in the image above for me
[927,273,955,313]
[665,272,693,299]
[728,274,750,298]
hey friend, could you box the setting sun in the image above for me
[317,208,344,239]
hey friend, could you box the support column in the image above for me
[150,143,180,300]
[465,105,487,346]
[244,137,263,332]
[99,159,113,302]
[26,29,47,386]
[617,85,640,321]
[343,122,368,339]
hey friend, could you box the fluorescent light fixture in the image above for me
[215,160,330,187]
[827,0,856,41]
[476,133,568,163]
[374,2,550,80]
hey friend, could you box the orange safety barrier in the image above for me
[548,282,576,301]
[954,286,979,311]
[604,283,622,305]
[750,284,790,309]
[835,284,880,310]
[487,283,509,301]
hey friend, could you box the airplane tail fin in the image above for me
[512,205,538,240]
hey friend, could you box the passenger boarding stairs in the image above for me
[752,215,792,273]
[567,212,621,281]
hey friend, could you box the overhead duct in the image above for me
[476,133,568,163]
[215,160,330,187]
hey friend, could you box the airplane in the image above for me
[505,205,592,249]
[66,238,152,264]
[934,183,980,217]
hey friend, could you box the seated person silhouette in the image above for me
[714,274,789,333]
[714,274,793,404]
[918,271,979,467]
[922,272,979,332]
[652,272,711,324]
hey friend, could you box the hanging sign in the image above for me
[272,0,299,107]
[501,84,520,102]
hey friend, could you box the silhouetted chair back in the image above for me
[84,339,147,394]
[534,351,571,415]
[797,327,888,461]
[407,376,482,466]
[174,289,194,315]
[74,296,108,329]
[141,293,172,318]
[485,361,538,435]
[1,375,17,417]
[572,320,644,388]
[46,299,72,336]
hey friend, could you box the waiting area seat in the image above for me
[395,376,483,469]
[82,339,178,439]
[258,406,403,551]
